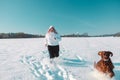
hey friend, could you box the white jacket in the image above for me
[45,32,61,46]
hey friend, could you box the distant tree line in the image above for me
[0,32,44,39]
[62,32,120,37]
[113,32,120,37]
[0,32,120,39]
[62,33,89,37]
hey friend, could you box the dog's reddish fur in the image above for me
[94,51,115,78]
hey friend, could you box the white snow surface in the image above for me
[0,37,120,80]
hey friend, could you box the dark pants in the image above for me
[48,45,59,59]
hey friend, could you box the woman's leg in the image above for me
[48,46,55,59]
[54,45,59,57]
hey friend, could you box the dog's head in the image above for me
[98,51,113,61]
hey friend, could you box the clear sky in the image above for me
[0,0,120,35]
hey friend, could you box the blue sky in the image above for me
[0,0,120,35]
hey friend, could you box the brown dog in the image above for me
[94,51,115,78]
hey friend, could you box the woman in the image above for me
[45,26,61,62]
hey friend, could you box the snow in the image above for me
[0,37,120,80]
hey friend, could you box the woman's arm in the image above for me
[55,34,61,42]
[44,34,48,46]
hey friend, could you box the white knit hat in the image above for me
[49,25,54,29]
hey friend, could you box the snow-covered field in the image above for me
[0,37,120,80]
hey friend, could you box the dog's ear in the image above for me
[98,51,103,56]
[108,51,113,57]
